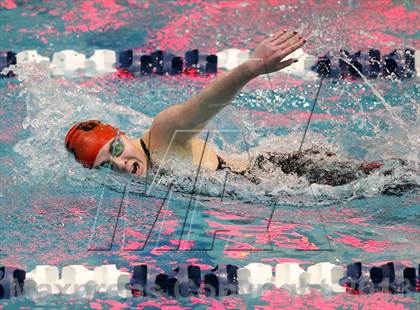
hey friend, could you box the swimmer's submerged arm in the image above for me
[151,30,305,145]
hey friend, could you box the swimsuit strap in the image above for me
[216,155,245,175]
[140,138,152,164]
[216,155,228,170]
[139,140,239,175]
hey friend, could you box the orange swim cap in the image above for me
[64,120,122,169]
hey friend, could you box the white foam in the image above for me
[11,62,151,186]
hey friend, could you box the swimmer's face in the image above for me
[93,134,148,176]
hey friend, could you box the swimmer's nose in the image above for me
[110,157,129,172]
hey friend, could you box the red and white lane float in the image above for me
[0,47,418,79]
[0,262,418,300]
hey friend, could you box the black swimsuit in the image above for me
[139,140,385,187]
[140,137,235,173]
[216,155,229,171]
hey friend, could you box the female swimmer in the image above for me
[65,30,391,187]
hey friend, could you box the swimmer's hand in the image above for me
[245,30,305,76]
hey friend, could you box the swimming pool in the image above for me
[0,0,419,308]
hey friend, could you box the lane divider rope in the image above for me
[0,48,417,79]
[0,261,418,299]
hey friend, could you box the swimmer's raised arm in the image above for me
[150,30,305,146]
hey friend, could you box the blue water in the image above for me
[1,1,419,308]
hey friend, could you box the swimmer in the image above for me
[64,30,403,188]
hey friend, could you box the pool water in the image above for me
[0,1,419,308]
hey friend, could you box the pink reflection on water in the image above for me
[62,0,128,33]
[257,287,415,309]
[242,108,346,127]
[328,232,391,253]
[0,0,16,9]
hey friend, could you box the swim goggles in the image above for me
[98,134,124,170]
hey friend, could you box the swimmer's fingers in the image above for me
[271,31,299,46]
[249,31,304,75]
[275,38,305,59]
[266,30,288,43]
[276,34,303,51]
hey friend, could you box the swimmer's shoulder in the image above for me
[189,137,220,170]
[220,154,250,174]
[140,131,220,171]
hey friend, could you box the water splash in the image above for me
[9,63,151,186]
[337,56,419,162]
[7,61,418,203]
